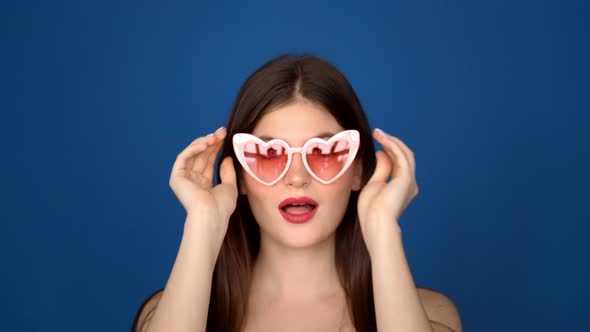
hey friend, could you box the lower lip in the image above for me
[279,206,318,224]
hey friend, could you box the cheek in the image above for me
[318,188,352,228]
[318,176,355,217]
[242,177,277,221]
[239,172,262,195]
[333,167,355,188]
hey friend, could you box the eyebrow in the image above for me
[258,132,336,142]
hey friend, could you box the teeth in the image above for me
[290,203,314,207]
[281,203,315,210]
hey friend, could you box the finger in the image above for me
[374,129,410,167]
[380,132,417,188]
[171,142,209,175]
[193,129,226,175]
[203,140,224,181]
[373,129,404,178]
[367,150,392,185]
[219,156,237,187]
[377,129,415,171]
[385,134,415,171]
[205,129,227,166]
[374,129,410,177]
[189,127,225,172]
[186,133,216,169]
[181,134,217,170]
[213,157,238,220]
[187,133,217,149]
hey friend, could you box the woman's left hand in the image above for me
[357,128,419,248]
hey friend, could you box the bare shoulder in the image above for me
[416,286,463,332]
[132,288,164,332]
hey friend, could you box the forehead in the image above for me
[252,100,344,144]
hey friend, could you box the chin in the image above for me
[268,221,338,249]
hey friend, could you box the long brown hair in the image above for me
[133,54,378,332]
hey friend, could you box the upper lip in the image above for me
[278,196,319,210]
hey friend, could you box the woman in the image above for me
[132,54,462,332]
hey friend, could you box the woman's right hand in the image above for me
[168,127,238,238]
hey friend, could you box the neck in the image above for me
[250,231,344,303]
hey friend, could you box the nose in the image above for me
[283,152,311,188]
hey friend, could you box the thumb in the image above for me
[367,150,392,185]
[219,156,237,188]
[215,156,238,218]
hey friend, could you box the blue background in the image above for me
[2,0,588,331]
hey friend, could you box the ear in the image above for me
[351,159,363,192]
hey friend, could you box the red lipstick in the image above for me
[278,196,319,224]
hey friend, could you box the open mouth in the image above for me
[278,197,319,223]
[280,203,317,215]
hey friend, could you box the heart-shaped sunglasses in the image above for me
[232,129,360,186]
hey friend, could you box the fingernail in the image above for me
[375,128,384,136]
[215,126,225,132]
[207,133,214,137]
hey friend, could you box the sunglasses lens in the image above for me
[305,139,351,181]
[243,141,288,183]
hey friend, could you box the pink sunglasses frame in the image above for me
[232,129,360,186]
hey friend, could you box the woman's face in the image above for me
[239,98,362,248]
